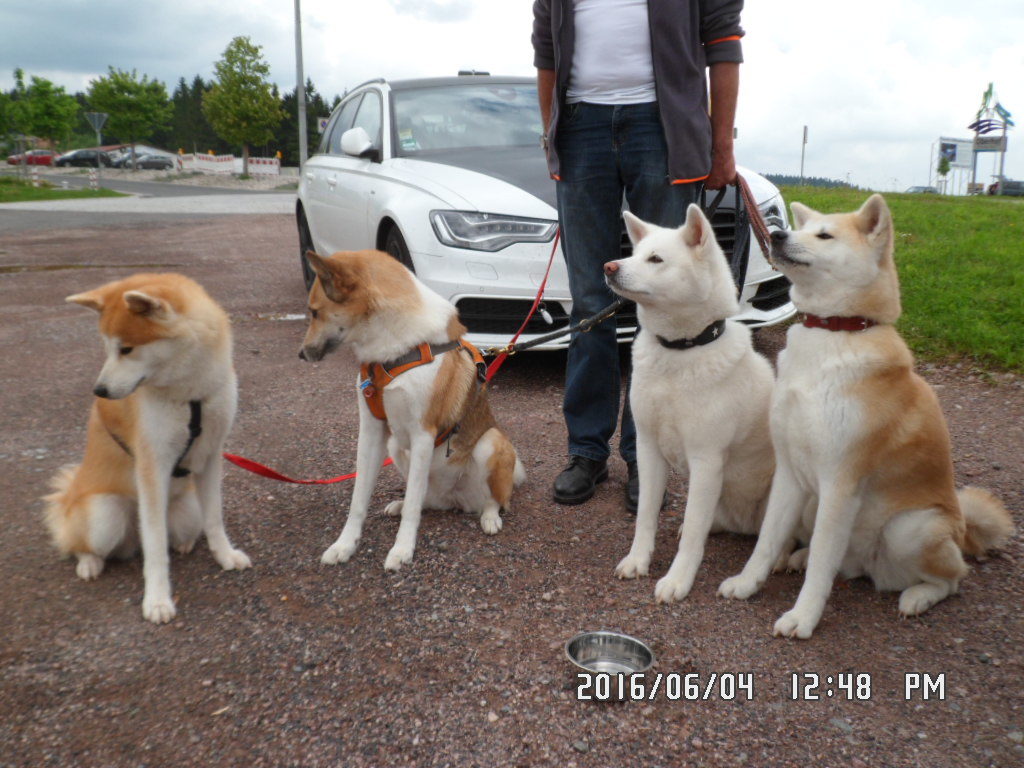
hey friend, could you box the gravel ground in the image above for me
[0,213,1020,768]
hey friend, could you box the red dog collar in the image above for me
[802,314,877,332]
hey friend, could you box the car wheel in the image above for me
[385,226,415,273]
[297,210,316,291]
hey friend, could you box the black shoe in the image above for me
[626,460,640,515]
[626,461,667,515]
[553,456,608,504]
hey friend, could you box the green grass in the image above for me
[778,187,1024,373]
[0,175,125,203]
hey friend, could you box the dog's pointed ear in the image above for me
[681,203,711,249]
[305,251,349,304]
[789,201,815,230]
[66,290,104,312]
[123,290,170,318]
[622,210,650,247]
[856,194,892,251]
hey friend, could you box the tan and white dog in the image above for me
[608,206,776,602]
[719,194,1014,638]
[45,273,251,624]
[300,249,524,571]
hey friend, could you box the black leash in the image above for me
[485,297,627,357]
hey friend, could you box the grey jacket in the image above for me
[532,0,744,183]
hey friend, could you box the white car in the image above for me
[297,75,795,350]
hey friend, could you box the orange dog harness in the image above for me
[358,339,487,426]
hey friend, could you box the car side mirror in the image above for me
[340,127,380,161]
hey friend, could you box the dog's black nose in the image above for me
[93,385,110,398]
[770,230,788,243]
[298,349,307,361]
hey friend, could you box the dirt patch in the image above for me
[0,216,1020,767]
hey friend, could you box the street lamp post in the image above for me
[294,0,308,169]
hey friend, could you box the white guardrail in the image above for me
[178,153,280,176]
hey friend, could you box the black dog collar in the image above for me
[656,319,727,350]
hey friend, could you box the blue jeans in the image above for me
[556,101,702,463]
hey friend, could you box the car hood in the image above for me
[388,150,779,221]
[400,147,557,211]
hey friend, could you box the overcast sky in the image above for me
[2,0,1021,192]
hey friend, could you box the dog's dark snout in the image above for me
[93,385,110,399]
[298,348,307,361]
[770,230,789,243]
[604,261,619,276]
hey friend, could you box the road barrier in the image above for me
[178,153,281,176]
[30,168,40,187]
[88,169,98,190]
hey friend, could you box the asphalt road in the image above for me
[0,172,294,233]
[1,168,284,197]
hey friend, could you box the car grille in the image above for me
[749,275,792,311]
[619,209,737,259]
[459,208,748,339]
[456,297,636,336]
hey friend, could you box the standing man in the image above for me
[532,0,743,513]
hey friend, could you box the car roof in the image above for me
[385,75,535,92]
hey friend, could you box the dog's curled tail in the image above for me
[958,486,1014,557]
[42,464,79,554]
[513,457,526,487]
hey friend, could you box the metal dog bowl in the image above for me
[565,631,655,699]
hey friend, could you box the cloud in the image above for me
[386,1,474,23]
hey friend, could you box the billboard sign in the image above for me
[938,137,973,168]
[973,135,1008,152]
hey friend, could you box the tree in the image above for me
[203,36,284,174]
[24,74,79,147]
[87,67,172,166]
[278,78,332,166]
[936,155,951,194]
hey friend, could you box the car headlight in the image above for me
[758,195,788,230]
[430,210,558,252]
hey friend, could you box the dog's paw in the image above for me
[321,540,357,565]
[213,547,251,571]
[718,573,761,600]
[773,609,817,639]
[898,584,944,617]
[654,573,693,604]
[75,554,105,581]
[142,595,176,624]
[786,548,810,572]
[614,553,650,580]
[173,538,198,555]
[384,545,413,572]
[384,500,404,517]
[479,510,503,535]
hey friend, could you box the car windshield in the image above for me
[392,84,541,155]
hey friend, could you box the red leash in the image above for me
[222,451,393,484]
[224,230,561,485]
[485,229,560,381]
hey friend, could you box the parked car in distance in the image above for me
[905,186,939,194]
[6,149,56,166]
[297,74,795,352]
[123,153,175,170]
[54,149,111,168]
[988,179,1024,196]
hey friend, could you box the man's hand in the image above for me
[706,147,737,190]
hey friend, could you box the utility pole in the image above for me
[294,0,308,169]
[799,125,807,185]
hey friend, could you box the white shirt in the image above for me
[566,0,657,105]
